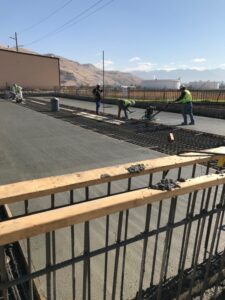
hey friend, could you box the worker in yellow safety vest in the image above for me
[175,85,195,125]
[118,99,135,119]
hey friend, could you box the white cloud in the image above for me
[160,65,177,71]
[129,57,141,62]
[189,66,207,71]
[94,60,114,70]
[220,64,225,69]
[164,64,206,71]
[192,58,206,63]
[124,62,156,72]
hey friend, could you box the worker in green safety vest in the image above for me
[175,85,195,125]
[118,99,135,119]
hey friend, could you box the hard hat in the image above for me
[180,85,186,90]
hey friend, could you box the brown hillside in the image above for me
[0,44,141,87]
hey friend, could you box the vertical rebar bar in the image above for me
[46,232,52,300]
[176,191,198,300]
[120,209,129,300]
[112,211,123,300]
[191,187,209,266]
[157,197,177,300]
[200,199,223,299]
[150,200,162,287]
[164,197,178,280]
[148,174,153,187]
[0,246,9,300]
[177,167,182,180]
[25,200,34,300]
[51,194,56,300]
[215,185,225,254]
[204,185,219,260]
[187,191,212,299]
[103,182,111,300]
[137,204,152,300]
[177,164,196,272]
[83,187,91,300]
[212,246,225,297]
[70,190,76,300]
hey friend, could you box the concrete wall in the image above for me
[0,49,60,90]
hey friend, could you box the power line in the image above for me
[18,0,73,34]
[47,0,106,34]
[56,0,115,34]
[24,0,114,47]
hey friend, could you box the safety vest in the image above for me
[181,90,192,104]
[123,99,135,107]
[16,86,22,93]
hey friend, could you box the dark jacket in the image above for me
[92,87,102,100]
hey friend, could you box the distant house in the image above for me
[188,81,220,90]
[140,79,181,90]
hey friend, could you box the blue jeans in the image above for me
[118,100,128,119]
[182,102,194,124]
[96,100,101,114]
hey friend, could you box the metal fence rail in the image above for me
[60,87,225,102]
[0,147,225,300]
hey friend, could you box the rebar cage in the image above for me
[0,147,225,300]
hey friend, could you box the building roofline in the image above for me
[0,48,59,61]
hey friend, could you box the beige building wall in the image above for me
[0,49,60,90]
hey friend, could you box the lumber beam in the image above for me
[0,147,224,205]
[0,173,224,246]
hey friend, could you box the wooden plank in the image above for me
[0,147,224,205]
[30,100,46,106]
[0,173,224,246]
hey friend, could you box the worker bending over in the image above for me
[175,85,195,125]
[118,99,135,119]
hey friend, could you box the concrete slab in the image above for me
[0,99,224,299]
[0,99,163,185]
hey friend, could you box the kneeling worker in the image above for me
[118,99,135,119]
[175,85,195,125]
[12,84,24,103]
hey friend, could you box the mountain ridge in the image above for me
[0,44,141,87]
[132,69,225,83]
[1,44,224,85]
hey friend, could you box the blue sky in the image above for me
[1,0,225,72]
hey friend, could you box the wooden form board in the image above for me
[0,173,225,246]
[0,147,224,206]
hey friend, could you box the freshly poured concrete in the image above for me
[0,99,224,299]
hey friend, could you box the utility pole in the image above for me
[10,32,19,52]
[102,50,105,114]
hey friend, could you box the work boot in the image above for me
[181,122,187,125]
[189,121,195,125]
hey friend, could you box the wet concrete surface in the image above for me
[0,98,224,299]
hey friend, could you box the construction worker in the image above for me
[118,99,135,119]
[92,84,103,115]
[175,85,195,125]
